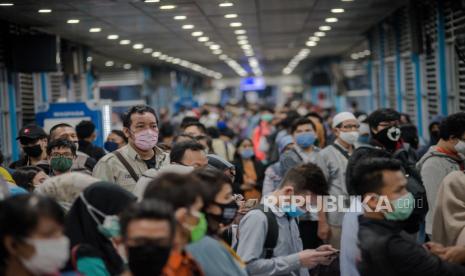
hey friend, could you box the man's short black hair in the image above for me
[180,116,200,129]
[290,117,317,134]
[119,199,175,239]
[172,134,195,144]
[75,120,95,140]
[182,121,207,135]
[352,158,403,196]
[439,112,465,140]
[143,172,201,210]
[366,108,401,129]
[49,123,73,137]
[170,141,205,164]
[122,105,158,128]
[110,130,128,143]
[280,163,328,195]
[305,112,323,123]
[46,138,77,156]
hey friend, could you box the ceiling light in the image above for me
[182,24,194,29]
[331,8,345,13]
[237,35,248,40]
[238,40,248,45]
[309,36,320,41]
[219,2,234,7]
[38,9,52,13]
[205,41,214,46]
[234,29,246,34]
[342,0,354,1]
[319,26,331,31]
[86,56,93,62]
[105,61,114,67]
[245,52,254,57]
[0,3,13,6]
[325,17,338,23]
[143,48,153,54]
[107,34,119,40]
[209,44,221,50]
[172,58,181,64]
[241,44,251,50]
[123,64,132,69]
[306,41,317,47]
[174,15,186,20]
[351,53,359,59]
[133,43,144,49]
[212,49,223,55]
[166,57,174,62]
[230,22,242,27]
[315,31,326,37]
[120,40,131,45]
[160,5,176,10]
[89,28,102,33]
[67,19,80,24]
[144,0,159,2]
[363,49,371,55]
[198,36,209,42]
[152,52,161,57]
[159,54,168,60]
[219,54,228,60]
[192,31,203,37]
[225,14,238,18]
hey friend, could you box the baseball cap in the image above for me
[17,124,47,141]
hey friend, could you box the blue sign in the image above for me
[36,102,104,147]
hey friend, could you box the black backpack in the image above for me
[234,204,279,259]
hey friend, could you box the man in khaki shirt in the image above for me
[93,105,169,192]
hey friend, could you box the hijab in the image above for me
[65,182,136,274]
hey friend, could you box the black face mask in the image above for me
[207,200,239,226]
[23,144,43,158]
[373,126,401,151]
[128,244,172,276]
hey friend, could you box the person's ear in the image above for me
[123,127,131,139]
[364,193,380,211]
[370,126,378,134]
[91,132,97,141]
[175,208,188,223]
[282,185,295,196]
[4,236,34,259]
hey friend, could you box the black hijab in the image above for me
[65,182,136,275]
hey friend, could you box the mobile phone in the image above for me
[244,198,258,208]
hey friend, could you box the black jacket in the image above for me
[358,216,465,276]
[78,140,106,162]
[346,139,428,233]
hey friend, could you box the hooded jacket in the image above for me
[416,146,463,235]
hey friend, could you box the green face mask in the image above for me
[384,192,415,221]
[189,212,207,243]
[50,156,73,172]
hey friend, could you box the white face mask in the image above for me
[20,236,70,275]
[339,131,360,145]
[454,140,465,156]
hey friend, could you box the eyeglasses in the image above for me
[339,124,360,130]
[50,153,74,158]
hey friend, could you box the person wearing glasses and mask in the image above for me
[93,105,170,192]
[346,108,427,236]
[321,112,360,249]
[47,139,78,176]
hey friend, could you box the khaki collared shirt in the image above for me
[92,144,169,192]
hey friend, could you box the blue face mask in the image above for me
[240,148,255,159]
[358,135,370,144]
[282,205,307,218]
[295,132,316,149]
[104,141,119,152]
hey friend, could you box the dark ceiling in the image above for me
[0,0,407,77]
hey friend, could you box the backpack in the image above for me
[235,204,279,259]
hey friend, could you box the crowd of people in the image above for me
[1,101,465,276]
